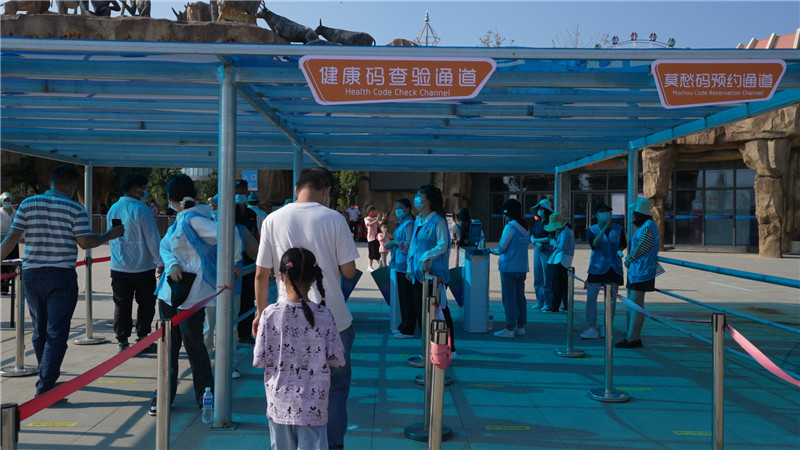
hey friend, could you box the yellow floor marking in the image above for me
[27,422,78,427]
[486,425,531,431]
[673,430,711,436]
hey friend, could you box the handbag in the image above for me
[167,272,197,308]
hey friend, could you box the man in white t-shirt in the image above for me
[254,167,359,450]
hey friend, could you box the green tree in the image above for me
[194,169,219,201]
[9,155,42,198]
[333,170,364,211]
[148,168,181,211]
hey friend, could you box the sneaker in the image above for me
[493,329,515,338]
[137,338,157,354]
[541,306,550,311]
[148,390,157,416]
[580,328,601,339]
[514,327,526,336]
[118,342,130,353]
[232,369,241,379]
[367,267,375,272]
[600,327,606,338]
[393,332,416,339]
[450,351,457,360]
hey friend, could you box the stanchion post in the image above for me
[712,313,725,450]
[555,267,585,358]
[156,320,171,450]
[1,403,19,450]
[428,328,453,449]
[73,256,106,345]
[408,276,431,369]
[588,285,630,403]
[1,268,37,377]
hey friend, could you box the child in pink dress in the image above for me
[253,248,345,450]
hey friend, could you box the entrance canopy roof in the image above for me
[2,38,799,173]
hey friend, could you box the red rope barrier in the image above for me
[16,284,232,421]
[75,256,111,267]
[0,273,14,281]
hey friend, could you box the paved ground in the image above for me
[1,243,798,449]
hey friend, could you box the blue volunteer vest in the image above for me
[628,220,660,283]
[410,213,450,284]
[390,216,414,273]
[587,223,623,276]
[498,222,529,273]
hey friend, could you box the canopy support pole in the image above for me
[214,64,237,429]
[627,147,639,238]
[292,143,303,201]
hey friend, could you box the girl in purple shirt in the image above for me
[253,248,345,450]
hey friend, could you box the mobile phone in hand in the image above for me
[112,218,122,228]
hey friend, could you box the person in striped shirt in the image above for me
[0,164,124,396]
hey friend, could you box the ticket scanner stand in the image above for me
[461,247,490,333]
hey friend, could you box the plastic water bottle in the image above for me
[488,311,494,331]
[201,387,213,424]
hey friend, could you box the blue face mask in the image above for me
[413,196,424,210]
[235,194,247,205]
[211,211,218,221]
[140,189,148,201]
[396,208,405,219]
[597,212,611,223]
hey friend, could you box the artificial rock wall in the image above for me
[641,104,800,257]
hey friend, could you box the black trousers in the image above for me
[396,273,417,335]
[548,263,569,311]
[159,300,213,407]
[237,272,256,339]
[111,270,156,343]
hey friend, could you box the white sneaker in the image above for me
[450,351,458,360]
[493,329,515,338]
[580,327,601,339]
[367,267,375,272]
[393,332,416,339]
[514,327,526,336]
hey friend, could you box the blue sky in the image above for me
[149,1,799,49]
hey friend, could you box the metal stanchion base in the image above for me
[407,355,424,368]
[73,337,108,345]
[554,348,586,358]
[404,422,453,442]
[414,374,453,386]
[588,388,630,403]
[0,365,38,377]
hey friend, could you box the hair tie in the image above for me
[313,262,318,267]
[286,262,293,268]
[180,196,194,207]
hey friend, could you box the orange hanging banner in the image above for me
[652,59,786,109]
[299,56,496,105]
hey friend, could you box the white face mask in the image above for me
[597,212,611,223]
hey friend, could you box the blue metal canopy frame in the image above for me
[2,38,798,173]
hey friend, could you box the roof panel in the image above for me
[2,39,799,172]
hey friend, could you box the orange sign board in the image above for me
[652,60,786,109]
[299,56,496,105]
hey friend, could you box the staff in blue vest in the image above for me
[488,199,530,338]
[581,202,626,339]
[407,185,456,358]
[529,199,554,311]
[385,198,416,338]
[616,197,660,349]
